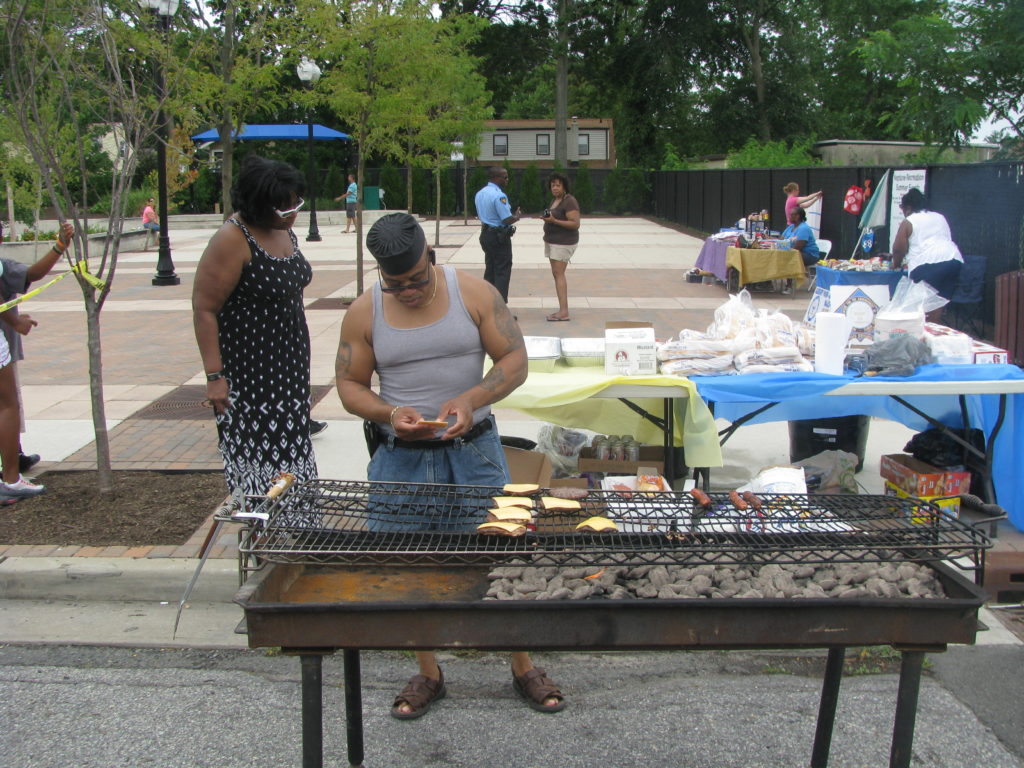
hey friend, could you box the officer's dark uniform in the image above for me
[474,180,515,302]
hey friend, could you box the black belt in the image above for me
[383,418,493,450]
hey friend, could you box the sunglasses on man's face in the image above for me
[378,257,434,294]
[274,198,305,217]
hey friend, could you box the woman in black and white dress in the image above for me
[192,155,317,511]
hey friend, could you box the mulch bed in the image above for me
[0,470,228,547]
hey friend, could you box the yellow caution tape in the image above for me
[0,260,106,313]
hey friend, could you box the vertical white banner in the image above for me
[889,169,927,250]
[806,197,822,240]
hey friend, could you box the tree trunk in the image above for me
[5,179,16,241]
[434,164,441,246]
[84,298,113,494]
[355,132,365,296]
[219,0,236,219]
[740,24,771,142]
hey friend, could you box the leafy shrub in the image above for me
[603,168,651,215]
[518,163,544,214]
[467,165,490,217]
[378,165,405,211]
[573,163,594,212]
[411,167,432,215]
[726,138,820,169]
[323,166,346,207]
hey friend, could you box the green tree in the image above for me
[3,0,173,493]
[306,0,481,291]
[856,11,986,145]
[185,0,290,218]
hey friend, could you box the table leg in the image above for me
[810,647,845,768]
[299,654,324,768]
[343,649,365,768]
[663,397,677,484]
[889,650,926,768]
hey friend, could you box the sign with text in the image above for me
[888,169,927,250]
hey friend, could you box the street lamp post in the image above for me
[143,0,180,286]
[296,56,322,242]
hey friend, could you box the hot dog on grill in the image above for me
[689,487,712,508]
[741,491,763,511]
[729,490,749,510]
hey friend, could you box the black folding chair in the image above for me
[947,253,986,337]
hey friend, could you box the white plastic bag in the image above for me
[535,424,590,478]
[706,289,755,339]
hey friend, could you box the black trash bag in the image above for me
[903,427,984,468]
[862,335,932,377]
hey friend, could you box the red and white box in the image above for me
[923,323,1008,364]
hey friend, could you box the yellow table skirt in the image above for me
[498,366,723,468]
[726,246,806,285]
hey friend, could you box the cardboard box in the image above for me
[971,340,1009,365]
[503,446,552,487]
[880,453,970,497]
[604,321,657,375]
[923,324,1009,364]
[884,481,960,521]
[577,445,665,476]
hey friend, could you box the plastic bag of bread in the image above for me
[706,290,755,340]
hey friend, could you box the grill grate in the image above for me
[236,479,990,570]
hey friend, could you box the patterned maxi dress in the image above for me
[216,218,318,512]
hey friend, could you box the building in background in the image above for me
[476,118,615,169]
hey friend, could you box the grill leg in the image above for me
[300,654,324,768]
[889,650,925,768]
[343,649,365,768]
[810,646,845,768]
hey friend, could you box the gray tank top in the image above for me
[372,265,489,434]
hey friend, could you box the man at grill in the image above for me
[336,212,567,719]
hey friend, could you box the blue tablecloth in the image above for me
[815,266,904,297]
[692,364,1024,531]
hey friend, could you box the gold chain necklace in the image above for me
[420,266,439,308]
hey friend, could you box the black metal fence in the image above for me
[652,162,1024,326]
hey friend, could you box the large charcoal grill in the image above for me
[238,479,988,572]
[233,479,992,768]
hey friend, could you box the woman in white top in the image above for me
[892,187,963,321]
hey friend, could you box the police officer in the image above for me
[474,166,520,302]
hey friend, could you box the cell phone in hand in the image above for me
[417,420,449,428]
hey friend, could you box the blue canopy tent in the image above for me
[191,124,352,240]
[191,124,350,142]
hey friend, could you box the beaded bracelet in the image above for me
[388,405,401,428]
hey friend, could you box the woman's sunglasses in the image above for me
[274,198,306,217]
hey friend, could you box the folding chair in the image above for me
[806,238,831,292]
[947,254,985,337]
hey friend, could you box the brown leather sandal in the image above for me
[512,667,567,713]
[390,668,446,720]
